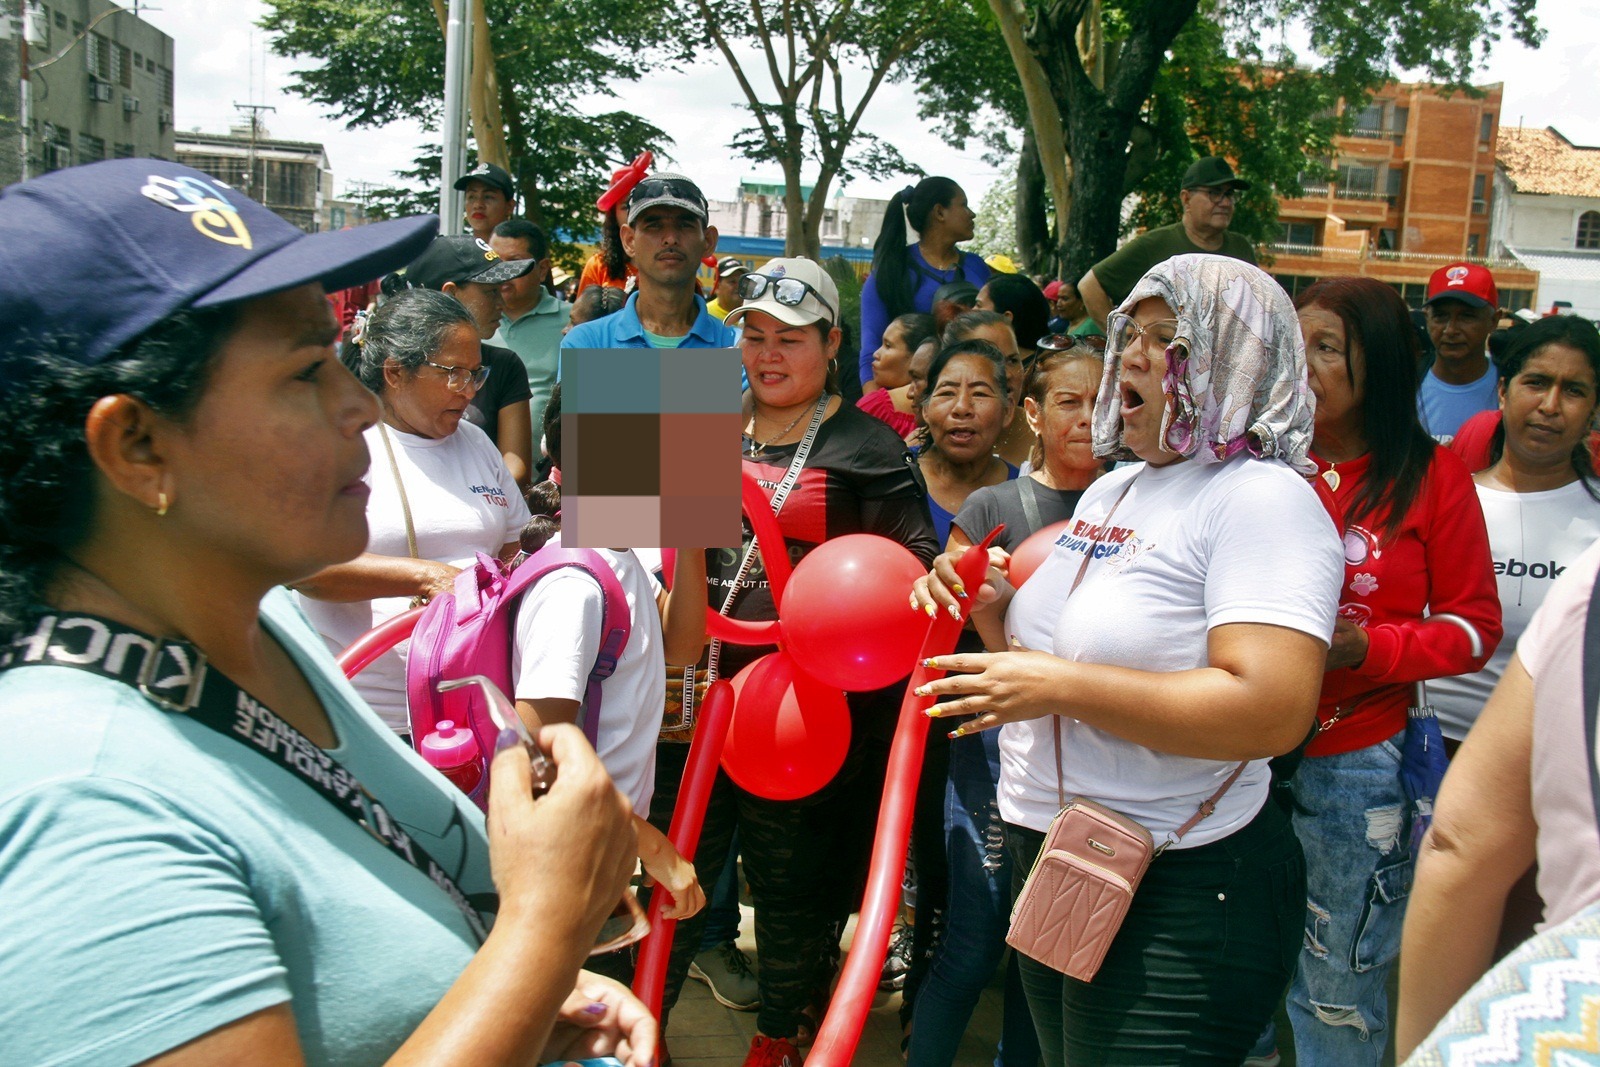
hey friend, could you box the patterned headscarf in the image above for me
[1091,253,1316,475]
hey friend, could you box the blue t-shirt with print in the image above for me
[0,588,494,1067]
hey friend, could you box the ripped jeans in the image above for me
[1286,730,1411,1066]
[906,728,1040,1067]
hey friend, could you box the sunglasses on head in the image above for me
[737,273,837,323]
[628,177,708,214]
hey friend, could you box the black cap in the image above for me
[400,236,534,291]
[1181,156,1251,191]
[0,158,437,372]
[453,162,516,199]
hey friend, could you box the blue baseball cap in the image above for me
[0,158,438,368]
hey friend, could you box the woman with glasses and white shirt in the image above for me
[297,289,532,735]
[914,255,1342,1065]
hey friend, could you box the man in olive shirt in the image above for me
[1077,156,1258,326]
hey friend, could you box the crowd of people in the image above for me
[2,147,1598,1067]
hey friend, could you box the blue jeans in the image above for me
[697,829,743,950]
[907,730,1040,1067]
[1287,731,1411,1066]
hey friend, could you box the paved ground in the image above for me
[663,907,1397,1067]
[666,907,1006,1067]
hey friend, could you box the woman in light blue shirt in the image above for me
[0,159,653,1067]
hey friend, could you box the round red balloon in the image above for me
[1007,520,1072,588]
[779,535,928,692]
[723,652,850,801]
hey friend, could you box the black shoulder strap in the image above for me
[1583,564,1600,842]
[0,612,491,943]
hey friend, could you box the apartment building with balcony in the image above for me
[1269,81,1537,311]
[1491,126,1600,320]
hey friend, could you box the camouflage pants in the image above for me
[648,737,889,1039]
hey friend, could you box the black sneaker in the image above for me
[879,923,913,991]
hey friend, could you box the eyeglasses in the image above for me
[421,359,491,393]
[1191,186,1242,202]
[628,177,708,215]
[440,675,652,956]
[737,273,837,323]
[1108,314,1181,354]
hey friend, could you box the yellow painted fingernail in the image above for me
[925,603,937,618]
[922,657,939,668]
[951,583,967,598]
[948,726,966,739]
[922,706,940,717]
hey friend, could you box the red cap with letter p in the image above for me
[1425,261,1498,310]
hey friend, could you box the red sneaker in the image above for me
[741,1034,801,1067]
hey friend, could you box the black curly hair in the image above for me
[0,307,239,639]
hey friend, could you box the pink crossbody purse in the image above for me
[1003,476,1246,982]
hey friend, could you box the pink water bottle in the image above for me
[420,719,483,797]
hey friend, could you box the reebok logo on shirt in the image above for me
[1493,557,1567,580]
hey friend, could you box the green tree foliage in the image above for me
[681,0,985,258]
[258,0,673,246]
[926,0,1541,280]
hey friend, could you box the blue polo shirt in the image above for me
[561,292,736,351]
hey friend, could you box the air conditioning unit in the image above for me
[158,107,173,129]
[89,79,113,103]
[123,96,141,114]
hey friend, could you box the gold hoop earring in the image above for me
[156,491,169,517]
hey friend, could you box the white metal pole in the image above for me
[439,0,470,235]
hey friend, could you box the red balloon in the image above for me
[722,653,850,801]
[779,534,928,692]
[1007,520,1072,588]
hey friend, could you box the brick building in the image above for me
[1491,126,1600,319]
[1269,80,1537,311]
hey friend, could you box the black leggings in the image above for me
[1006,798,1304,1066]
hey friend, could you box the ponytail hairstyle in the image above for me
[870,176,963,322]
[600,207,629,282]
[1488,314,1600,502]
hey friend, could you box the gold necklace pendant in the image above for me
[1321,468,1340,493]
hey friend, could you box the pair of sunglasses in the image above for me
[737,273,837,323]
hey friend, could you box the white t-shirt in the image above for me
[511,549,664,816]
[997,456,1342,846]
[1522,539,1600,928]
[299,422,532,731]
[1432,480,1600,740]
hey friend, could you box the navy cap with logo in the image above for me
[398,235,534,291]
[0,158,438,370]
[452,162,516,199]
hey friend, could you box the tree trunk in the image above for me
[469,0,509,169]
[1016,128,1051,276]
[1061,95,1132,283]
[988,0,1071,270]
[801,167,837,262]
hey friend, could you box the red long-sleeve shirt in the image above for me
[1306,446,1502,757]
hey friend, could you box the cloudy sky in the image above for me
[142,1,1600,207]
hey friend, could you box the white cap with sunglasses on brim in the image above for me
[724,257,839,329]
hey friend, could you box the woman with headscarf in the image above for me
[912,255,1344,1065]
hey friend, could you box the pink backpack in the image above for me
[404,545,631,808]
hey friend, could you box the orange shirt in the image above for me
[575,252,635,295]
